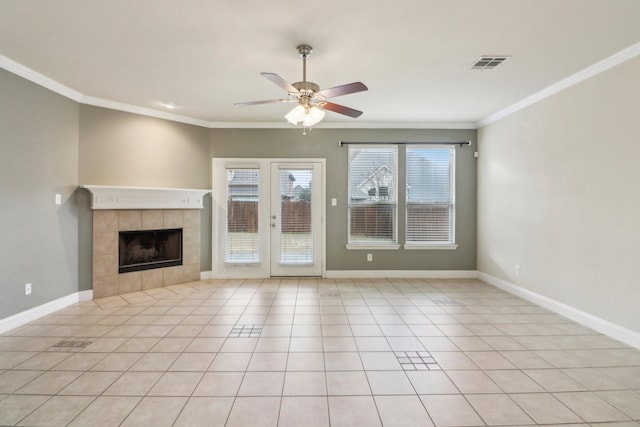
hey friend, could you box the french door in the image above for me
[212,159,324,277]
[270,162,322,276]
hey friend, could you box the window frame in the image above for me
[346,144,400,250]
[404,144,458,250]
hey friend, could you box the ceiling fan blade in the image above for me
[261,72,300,94]
[234,99,293,106]
[320,101,363,118]
[317,82,368,99]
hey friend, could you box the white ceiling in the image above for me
[1,0,639,128]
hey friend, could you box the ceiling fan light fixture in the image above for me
[303,106,325,127]
[285,104,325,127]
[284,104,306,125]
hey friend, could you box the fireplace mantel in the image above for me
[81,185,210,210]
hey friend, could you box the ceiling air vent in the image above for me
[472,56,510,70]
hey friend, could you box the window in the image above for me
[406,146,455,245]
[348,146,398,246]
[225,168,260,263]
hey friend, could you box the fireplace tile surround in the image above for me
[92,209,201,298]
[83,185,210,299]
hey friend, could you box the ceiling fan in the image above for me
[235,44,368,127]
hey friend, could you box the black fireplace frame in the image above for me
[118,228,183,274]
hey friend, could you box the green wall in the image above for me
[0,69,79,319]
[79,106,211,189]
[210,128,477,271]
[78,105,213,277]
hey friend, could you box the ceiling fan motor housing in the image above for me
[292,81,320,93]
[297,44,313,57]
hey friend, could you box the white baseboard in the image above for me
[325,270,477,279]
[202,269,476,280]
[5,272,637,351]
[200,271,267,280]
[200,271,214,280]
[477,272,640,350]
[0,290,93,335]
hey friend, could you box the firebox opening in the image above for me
[118,228,183,274]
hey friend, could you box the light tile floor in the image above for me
[1,277,639,426]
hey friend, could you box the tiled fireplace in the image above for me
[83,186,210,299]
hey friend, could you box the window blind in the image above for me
[348,146,398,244]
[278,169,313,264]
[225,168,260,263]
[406,147,455,243]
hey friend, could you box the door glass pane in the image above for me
[226,169,259,263]
[279,169,313,264]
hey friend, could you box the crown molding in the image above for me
[0,54,476,130]
[208,121,298,129]
[80,96,212,128]
[0,54,476,129]
[207,121,477,129]
[318,121,477,129]
[5,41,639,132]
[477,41,640,128]
[0,54,83,102]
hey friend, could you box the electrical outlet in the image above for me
[25,283,32,295]
[367,254,373,262]
[55,193,62,205]
[515,265,520,275]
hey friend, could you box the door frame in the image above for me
[211,157,326,278]
[270,162,323,277]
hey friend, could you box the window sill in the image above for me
[403,243,458,250]
[278,262,314,266]
[346,243,401,250]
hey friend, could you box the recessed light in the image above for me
[160,101,176,109]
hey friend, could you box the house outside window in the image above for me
[347,146,398,247]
